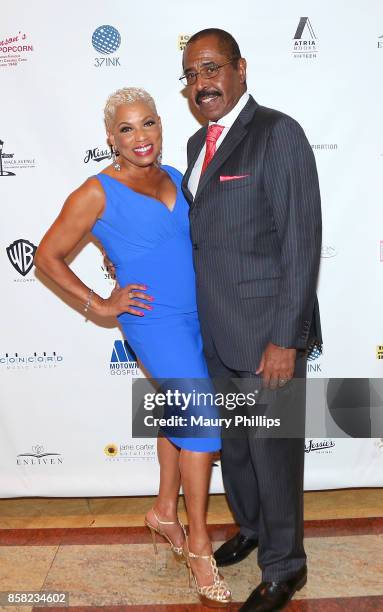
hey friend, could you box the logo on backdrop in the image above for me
[305,439,336,454]
[6,239,37,277]
[311,144,338,151]
[292,17,318,59]
[0,31,34,68]
[0,351,64,370]
[0,138,36,174]
[377,345,383,360]
[178,34,190,51]
[321,246,338,259]
[17,444,63,466]
[0,139,15,176]
[92,25,121,67]
[380,240,383,262]
[101,264,116,283]
[84,146,112,164]
[104,443,119,457]
[103,441,156,462]
[110,340,140,375]
[307,340,322,374]
[378,35,383,49]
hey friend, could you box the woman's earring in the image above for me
[156,148,162,167]
[112,146,121,171]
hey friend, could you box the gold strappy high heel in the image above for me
[145,509,187,560]
[184,544,232,608]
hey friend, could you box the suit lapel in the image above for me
[182,127,206,204]
[194,122,247,201]
[193,96,259,203]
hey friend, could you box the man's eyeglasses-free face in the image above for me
[179,58,238,86]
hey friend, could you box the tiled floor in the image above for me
[0,490,382,610]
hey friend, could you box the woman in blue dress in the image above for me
[35,88,231,607]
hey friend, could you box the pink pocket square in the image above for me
[219,174,250,182]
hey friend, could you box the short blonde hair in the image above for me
[104,87,157,129]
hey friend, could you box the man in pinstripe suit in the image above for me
[181,29,322,611]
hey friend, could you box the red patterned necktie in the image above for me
[201,124,225,174]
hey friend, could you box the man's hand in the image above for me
[256,342,297,389]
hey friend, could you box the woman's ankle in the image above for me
[188,532,212,555]
[151,500,178,521]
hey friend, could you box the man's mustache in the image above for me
[195,90,222,105]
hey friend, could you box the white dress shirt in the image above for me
[188,92,250,198]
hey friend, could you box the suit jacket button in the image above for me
[193,243,199,250]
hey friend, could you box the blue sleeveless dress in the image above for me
[91,165,220,452]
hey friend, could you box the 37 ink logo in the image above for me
[92,25,121,67]
[293,17,318,58]
[6,239,37,276]
[378,35,383,49]
[307,339,322,374]
[110,340,140,375]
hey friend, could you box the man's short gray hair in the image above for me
[104,87,157,129]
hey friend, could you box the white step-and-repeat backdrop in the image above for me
[1,0,382,497]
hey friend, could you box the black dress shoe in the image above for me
[214,532,258,567]
[239,565,307,611]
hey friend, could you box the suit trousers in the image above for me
[204,336,307,581]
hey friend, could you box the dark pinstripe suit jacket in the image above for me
[181,95,322,372]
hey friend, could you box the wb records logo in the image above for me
[6,239,37,276]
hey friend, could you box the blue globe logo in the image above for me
[92,25,121,55]
[307,340,323,362]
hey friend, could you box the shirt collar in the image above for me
[209,92,250,129]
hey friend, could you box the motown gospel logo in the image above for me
[293,17,318,58]
[6,239,37,276]
[378,35,383,49]
[110,340,140,375]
